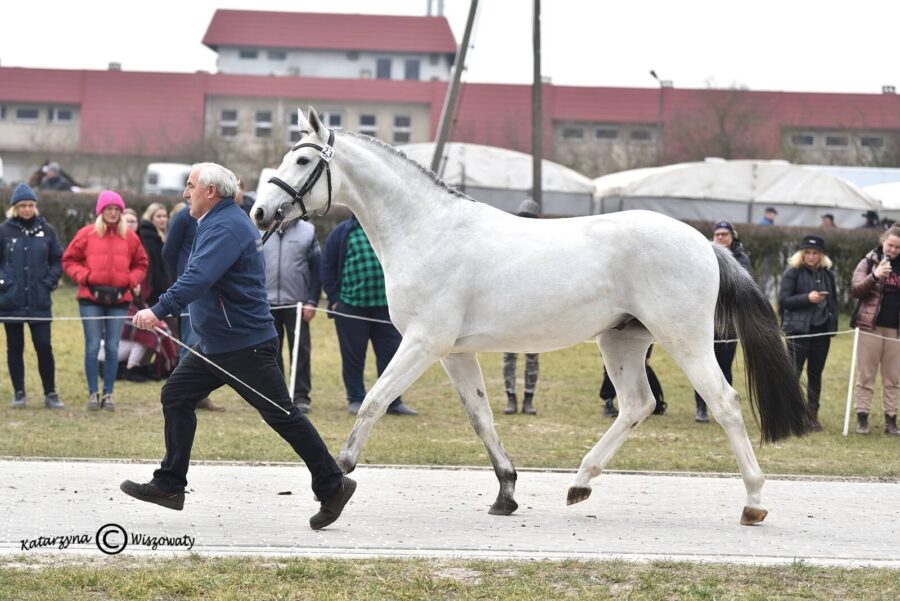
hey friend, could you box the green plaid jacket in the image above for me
[339,222,388,307]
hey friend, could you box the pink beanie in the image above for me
[96,190,125,214]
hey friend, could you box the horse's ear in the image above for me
[307,105,324,137]
[296,108,311,133]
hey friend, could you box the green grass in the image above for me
[2,287,898,477]
[1,556,898,600]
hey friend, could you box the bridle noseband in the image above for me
[261,128,335,244]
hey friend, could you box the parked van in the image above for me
[144,163,192,195]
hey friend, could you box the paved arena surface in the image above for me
[2,459,898,567]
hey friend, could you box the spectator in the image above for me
[502,198,542,415]
[850,224,900,436]
[820,213,836,229]
[122,208,139,232]
[161,195,224,412]
[62,191,148,411]
[139,202,173,307]
[123,162,355,531]
[779,235,838,431]
[322,215,418,416]
[759,207,777,226]
[694,220,751,423]
[861,210,882,230]
[37,161,74,191]
[262,219,322,413]
[599,346,666,418]
[0,183,64,408]
[234,178,253,218]
[99,304,178,382]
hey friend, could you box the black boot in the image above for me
[521,392,537,415]
[856,412,870,435]
[603,397,618,418]
[885,413,900,436]
[504,393,517,415]
[695,400,709,423]
[808,402,823,432]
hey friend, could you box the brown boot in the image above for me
[885,413,900,436]
[856,412,870,435]
[196,397,225,412]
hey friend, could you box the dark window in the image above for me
[255,110,272,123]
[289,112,299,126]
[393,131,411,144]
[860,135,884,148]
[346,51,359,61]
[404,59,421,80]
[630,129,652,141]
[50,108,73,122]
[239,49,258,59]
[394,115,411,128]
[790,134,814,147]
[255,127,271,138]
[147,173,159,185]
[595,128,618,140]
[0,105,5,120]
[429,53,440,66]
[221,109,238,122]
[360,114,377,127]
[15,107,39,121]
[267,49,287,60]
[359,114,378,136]
[289,130,302,143]
[825,135,848,147]
[220,126,238,138]
[376,58,392,79]
[562,127,584,139]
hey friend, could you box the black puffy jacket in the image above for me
[0,216,63,318]
[779,265,838,335]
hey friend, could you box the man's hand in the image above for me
[302,303,317,322]
[133,308,161,331]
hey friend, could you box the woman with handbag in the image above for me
[63,191,148,410]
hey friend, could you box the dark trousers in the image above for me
[4,321,55,394]
[787,325,831,407]
[151,337,343,500]
[694,340,737,407]
[600,346,663,404]
[271,306,312,403]
[333,303,402,406]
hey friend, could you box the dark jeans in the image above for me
[694,340,737,407]
[333,303,401,406]
[4,321,56,394]
[151,337,343,500]
[272,306,312,404]
[787,324,831,407]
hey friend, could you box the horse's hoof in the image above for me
[740,506,768,525]
[488,497,518,515]
[566,486,591,506]
[336,453,356,475]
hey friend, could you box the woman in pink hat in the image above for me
[62,191,148,411]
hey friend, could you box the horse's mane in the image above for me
[338,130,476,202]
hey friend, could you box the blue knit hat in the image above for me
[10,183,38,205]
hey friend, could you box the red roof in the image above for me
[202,10,457,54]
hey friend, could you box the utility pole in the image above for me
[532,0,542,211]
[431,0,479,174]
[649,70,672,166]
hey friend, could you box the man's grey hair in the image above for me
[193,162,239,198]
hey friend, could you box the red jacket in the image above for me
[62,224,148,304]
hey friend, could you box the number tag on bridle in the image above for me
[320,145,335,162]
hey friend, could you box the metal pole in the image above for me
[650,70,663,165]
[531,0,543,212]
[843,327,860,436]
[289,302,302,401]
[431,0,479,174]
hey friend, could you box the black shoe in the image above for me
[294,399,311,414]
[387,401,418,416]
[348,402,362,415]
[695,407,709,423]
[11,390,26,408]
[603,397,618,418]
[120,480,184,511]
[521,393,537,415]
[504,393,517,415]
[310,476,357,530]
[122,367,148,383]
[44,392,65,409]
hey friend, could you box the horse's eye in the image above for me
[297,157,310,166]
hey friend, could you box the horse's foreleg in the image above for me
[336,334,442,474]
[568,329,656,505]
[441,353,518,516]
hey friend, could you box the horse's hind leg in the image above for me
[568,327,656,505]
[441,353,518,515]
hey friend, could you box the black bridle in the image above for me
[261,128,335,244]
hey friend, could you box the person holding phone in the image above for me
[850,224,900,436]
[779,235,838,430]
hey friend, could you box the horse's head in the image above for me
[252,106,340,239]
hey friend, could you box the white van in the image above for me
[144,163,192,195]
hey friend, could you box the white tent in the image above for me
[398,142,595,215]
[594,159,881,227]
[864,182,900,219]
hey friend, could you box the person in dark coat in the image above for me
[138,202,173,307]
[779,235,838,431]
[0,183,64,408]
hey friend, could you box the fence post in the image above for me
[843,327,860,436]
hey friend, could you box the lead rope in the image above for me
[152,326,290,416]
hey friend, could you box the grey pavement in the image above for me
[1,459,898,567]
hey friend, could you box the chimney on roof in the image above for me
[883,85,896,95]
[108,62,122,71]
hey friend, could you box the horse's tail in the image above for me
[713,245,814,442]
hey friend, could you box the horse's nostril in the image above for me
[254,208,265,222]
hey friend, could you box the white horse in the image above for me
[252,107,812,525]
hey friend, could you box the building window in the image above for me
[346,51,359,61]
[255,110,273,138]
[320,111,343,129]
[359,114,378,137]
[630,129,653,142]
[288,111,302,143]
[562,127,584,140]
[267,49,287,60]
[404,59,421,81]
[220,108,238,138]
[790,134,815,147]
[376,58,392,79]
[429,53,440,66]
[825,135,848,147]
[595,128,618,140]
[49,107,74,123]
[0,105,6,120]
[239,48,258,59]
[15,107,40,122]
[393,115,412,143]
[860,135,884,148]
